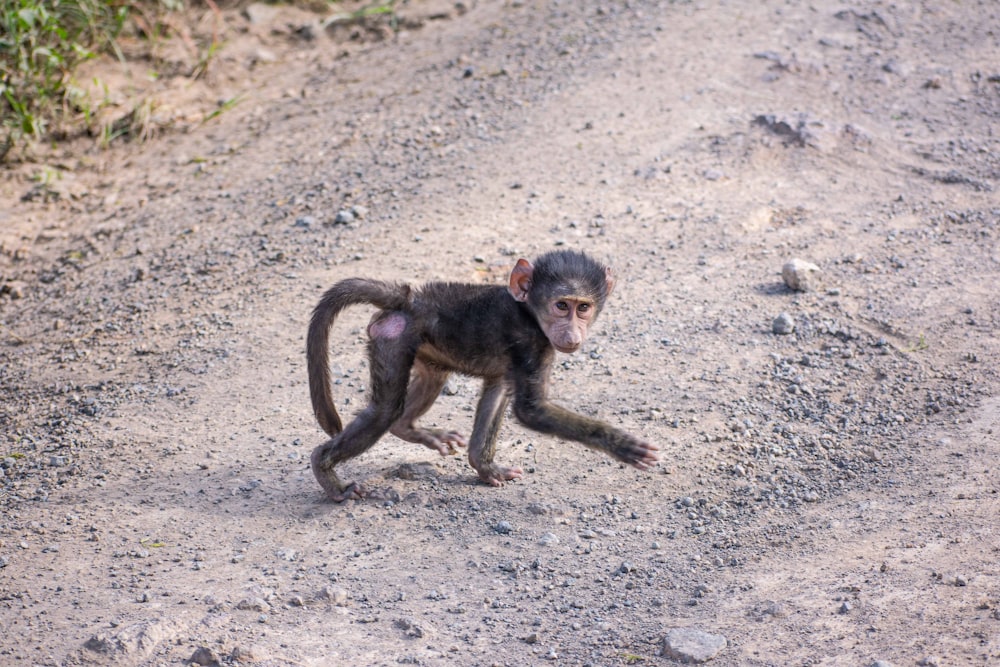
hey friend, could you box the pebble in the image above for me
[334,209,355,224]
[395,617,434,638]
[315,585,348,605]
[772,312,796,335]
[662,627,727,663]
[236,596,270,612]
[1,281,27,299]
[538,532,559,546]
[232,644,268,662]
[294,215,315,228]
[495,520,513,535]
[189,646,222,666]
[782,258,821,291]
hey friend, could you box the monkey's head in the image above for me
[507,250,616,354]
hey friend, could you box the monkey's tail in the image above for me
[307,278,412,437]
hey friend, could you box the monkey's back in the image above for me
[409,282,548,377]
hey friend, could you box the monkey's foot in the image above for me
[474,463,524,487]
[311,445,365,502]
[323,481,366,503]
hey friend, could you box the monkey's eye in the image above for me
[555,301,570,312]
[577,303,591,314]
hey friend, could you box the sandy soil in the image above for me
[1,1,999,665]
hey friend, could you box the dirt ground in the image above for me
[1,0,999,665]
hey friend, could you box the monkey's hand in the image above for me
[608,433,660,471]
[474,463,524,487]
[422,429,468,456]
[391,426,468,456]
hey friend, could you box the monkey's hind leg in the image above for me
[311,439,365,502]
[390,359,468,455]
[312,313,415,502]
[468,379,523,486]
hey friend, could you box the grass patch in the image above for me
[0,0,127,160]
[1,0,403,161]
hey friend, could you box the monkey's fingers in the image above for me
[440,430,469,452]
[619,440,660,471]
[426,430,468,456]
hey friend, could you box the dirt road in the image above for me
[2,1,999,665]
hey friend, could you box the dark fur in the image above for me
[306,250,658,501]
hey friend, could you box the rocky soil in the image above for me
[1,1,999,665]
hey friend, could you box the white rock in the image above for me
[782,258,821,292]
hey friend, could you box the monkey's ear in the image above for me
[508,258,534,302]
[604,267,617,296]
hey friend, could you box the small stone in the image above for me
[839,601,852,614]
[495,520,513,535]
[275,548,298,562]
[244,2,281,25]
[539,532,559,546]
[772,312,796,335]
[334,209,355,224]
[231,644,268,663]
[782,258,821,291]
[189,646,222,666]
[350,205,368,219]
[1,281,26,299]
[294,215,315,228]
[253,48,277,64]
[236,596,270,612]
[395,617,434,638]
[315,585,348,605]
[662,627,727,663]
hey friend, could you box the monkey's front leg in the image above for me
[468,379,523,486]
[514,400,660,471]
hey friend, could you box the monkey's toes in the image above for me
[477,464,524,487]
[324,481,365,503]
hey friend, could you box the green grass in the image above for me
[0,0,127,160]
[1,0,402,161]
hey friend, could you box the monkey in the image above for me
[306,249,659,501]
